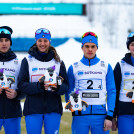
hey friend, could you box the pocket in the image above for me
[92,104,106,114]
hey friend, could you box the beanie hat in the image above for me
[81,31,98,48]
[0,26,13,45]
[126,32,134,49]
[35,28,51,42]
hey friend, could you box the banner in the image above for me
[0,3,83,15]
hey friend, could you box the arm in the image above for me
[104,64,116,131]
[113,62,122,117]
[106,64,116,121]
[18,58,44,95]
[65,65,75,102]
[55,61,69,95]
[111,62,122,131]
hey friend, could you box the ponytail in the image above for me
[49,46,61,62]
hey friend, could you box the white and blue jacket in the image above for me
[65,55,116,121]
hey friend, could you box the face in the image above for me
[36,38,50,53]
[0,38,10,53]
[129,42,134,57]
[82,43,98,59]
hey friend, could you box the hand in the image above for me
[50,84,57,92]
[5,88,17,99]
[44,81,57,92]
[0,85,3,94]
[111,118,117,131]
[103,119,112,131]
[44,82,49,91]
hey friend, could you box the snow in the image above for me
[0,2,131,68]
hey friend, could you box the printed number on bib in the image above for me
[124,79,134,91]
[78,78,102,90]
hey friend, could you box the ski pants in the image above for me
[25,113,61,134]
[117,115,134,134]
[72,115,110,134]
[0,117,21,134]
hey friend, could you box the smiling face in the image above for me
[0,38,10,53]
[36,38,50,53]
[129,42,134,57]
[82,42,98,59]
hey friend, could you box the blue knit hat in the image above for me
[126,32,134,49]
[81,32,98,48]
[0,26,13,45]
[35,28,51,42]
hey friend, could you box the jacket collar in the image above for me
[80,55,100,66]
[0,49,16,62]
[122,53,133,66]
[28,44,54,62]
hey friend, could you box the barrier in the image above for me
[0,3,83,15]
[11,37,81,51]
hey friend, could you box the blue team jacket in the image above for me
[65,55,116,121]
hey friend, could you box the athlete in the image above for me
[112,32,134,134]
[0,26,24,134]
[65,31,116,134]
[18,28,68,134]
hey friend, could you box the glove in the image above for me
[39,76,45,84]
[126,91,133,98]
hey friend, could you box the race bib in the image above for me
[78,78,102,90]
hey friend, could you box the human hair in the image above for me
[49,45,61,62]
[31,43,61,63]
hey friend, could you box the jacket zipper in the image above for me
[89,59,90,66]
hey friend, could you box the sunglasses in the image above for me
[128,32,134,38]
[0,29,11,34]
[82,32,98,40]
[35,28,50,35]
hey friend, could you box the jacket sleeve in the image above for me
[113,62,122,117]
[56,61,69,95]
[16,89,26,100]
[17,57,44,95]
[65,65,75,102]
[105,64,116,121]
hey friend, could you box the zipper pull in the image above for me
[89,60,90,66]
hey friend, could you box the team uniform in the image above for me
[18,44,68,134]
[65,55,116,134]
[114,53,134,134]
[0,50,22,134]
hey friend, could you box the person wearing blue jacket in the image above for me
[112,32,134,134]
[0,26,24,134]
[65,31,116,134]
[18,28,68,134]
